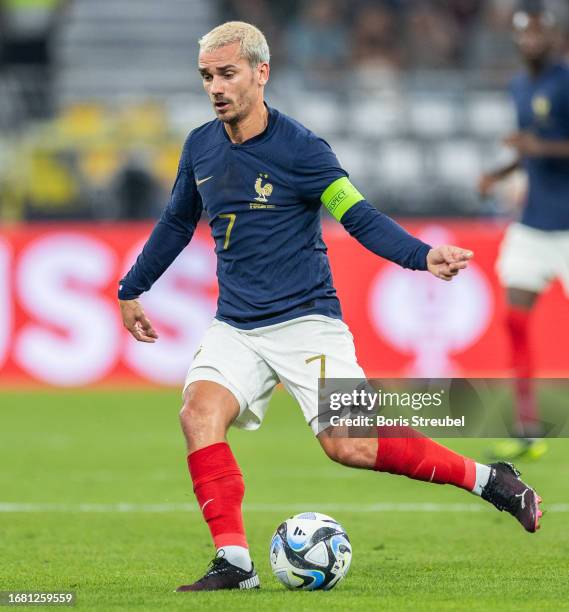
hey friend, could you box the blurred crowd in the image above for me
[0,0,70,118]
[1,0,569,222]
[0,102,180,222]
[220,0,569,78]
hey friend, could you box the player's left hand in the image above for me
[426,245,474,282]
[504,132,545,157]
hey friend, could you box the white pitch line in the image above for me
[0,502,567,513]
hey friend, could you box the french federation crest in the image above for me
[254,173,273,203]
[532,95,551,120]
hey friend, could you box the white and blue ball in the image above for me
[269,512,352,590]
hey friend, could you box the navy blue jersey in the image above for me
[511,62,569,230]
[119,106,430,329]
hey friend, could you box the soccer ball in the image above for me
[269,512,352,590]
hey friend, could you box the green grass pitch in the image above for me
[1,389,568,611]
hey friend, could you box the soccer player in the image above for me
[119,22,543,592]
[479,3,569,460]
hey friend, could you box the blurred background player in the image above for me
[479,0,569,460]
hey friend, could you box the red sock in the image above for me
[505,306,538,430]
[374,426,476,491]
[187,442,248,549]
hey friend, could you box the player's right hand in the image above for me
[478,173,498,198]
[119,299,159,343]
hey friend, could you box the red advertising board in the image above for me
[0,221,567,386]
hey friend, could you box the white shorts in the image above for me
[183,315,365,435]
[496,222,569,296]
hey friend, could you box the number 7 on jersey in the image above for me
[219,214,236,250]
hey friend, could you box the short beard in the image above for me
[220,97,253,126]
[221,110,241,126]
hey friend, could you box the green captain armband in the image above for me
[320,177,365,221]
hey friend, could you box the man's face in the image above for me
[514,14,555,63]
[198,42,268,124]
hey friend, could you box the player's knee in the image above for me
[179,381,239,446]
[320,437,373,469]
[321,438,353,466]
[179,393,208,435]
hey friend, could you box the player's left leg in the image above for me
[259,315,543,534]
[318,430,542,533]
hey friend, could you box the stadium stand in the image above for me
[54,0,214,103]
[0,0,567,221]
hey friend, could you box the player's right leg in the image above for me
[177,381,260,592]
[176,319,277,592]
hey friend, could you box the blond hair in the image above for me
[199,21,270,67]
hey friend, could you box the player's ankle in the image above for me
[470,462,491,496]
[217,545,252,572]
